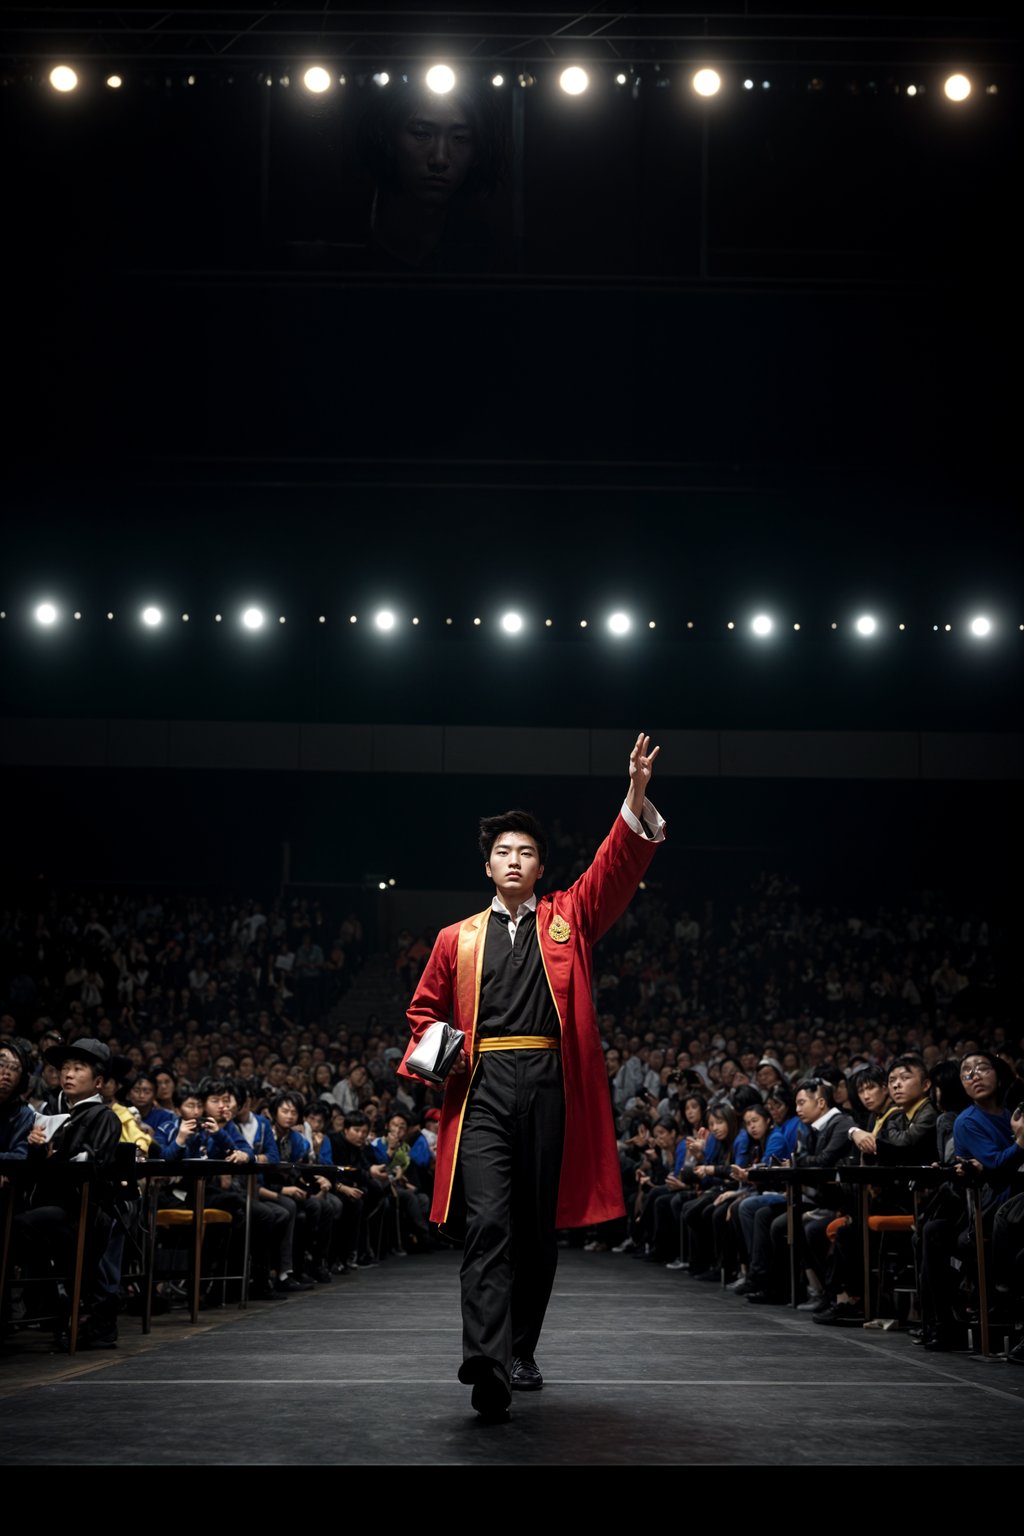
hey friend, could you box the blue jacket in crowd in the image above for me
[0,1101,36,1160]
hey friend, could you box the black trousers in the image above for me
[457,1050,565,1382]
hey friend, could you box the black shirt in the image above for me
[475,909,560,1042]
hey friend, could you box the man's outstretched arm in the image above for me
[570,732,665,943]
[623,731,664,840]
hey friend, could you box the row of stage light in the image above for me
[42,62,991,104]
[9,605,1011,640]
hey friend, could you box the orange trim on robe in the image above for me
[398,810,661,1230]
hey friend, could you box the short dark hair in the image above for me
[269,1090,305,1121]
[343,1111,370,1130]
[796,1077,835,1108]
[199,1077,235,1101]
[852,1064,888,1093]
[654,1116,678,1134]
[888,1053,929,1079]
[174,1083,203,1108]
[478,810,548,865]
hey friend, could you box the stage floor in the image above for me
[2,1250,1022,1464]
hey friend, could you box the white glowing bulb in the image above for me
[303,66,332,94]
[50,66,78,93]
[425,64,456,94]
[944,73,971,102]
[560,67,589,96]
[693,69,722,97]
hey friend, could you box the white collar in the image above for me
[491,893,538,920]
[811,1106,841,1132]
[62,1092,103,1112]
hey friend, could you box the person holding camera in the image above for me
[370,1109,433,1254]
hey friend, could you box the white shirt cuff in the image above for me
[620,797,666,844]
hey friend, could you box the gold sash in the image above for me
[475,1035,560,1053]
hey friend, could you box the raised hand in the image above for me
[627,732,660,816]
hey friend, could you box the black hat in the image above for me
[43,1037,112,1074]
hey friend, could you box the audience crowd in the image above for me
[1,850,1021,1361]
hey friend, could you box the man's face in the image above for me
[606,1050,621,1075]
[858,1080,889,1114]
[344,1124,369,1147]
[60,1059,101,1103]
[180,1096,204,1122]
[887,1065,929,1107]
[269,1063,287,1086]
[392,98,477,204]
[796,1088,826,1125]
[653,1123,674,1150]
[486,831,544,907]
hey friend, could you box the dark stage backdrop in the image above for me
[4,767,1018,912]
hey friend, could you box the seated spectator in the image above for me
[756,1056,787,1094]
[265,1092,335,1285]
[127,1072,179,1155]
[371,1110,433,1253]
[327,1110,390,1267]
[918,1052,1024,1351]
[746,1078,855,1306]
[98,1055,159,1157]
[681,1102,739,1279]
[153,1068,178,1116]
[0,1037,36,1161]
[12,1037,121,1346]
[815,1055,937,1326]
[633,1118,685,1262]
[847,1065,894,1150]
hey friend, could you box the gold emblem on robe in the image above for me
[548,914,572,943]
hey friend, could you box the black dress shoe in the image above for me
[813,1302,864,1327]
[459,1358,512,1421]
[511,1356,544,1391]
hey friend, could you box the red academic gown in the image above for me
[399,809,661,1232]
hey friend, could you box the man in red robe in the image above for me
[399,733,665,1419]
